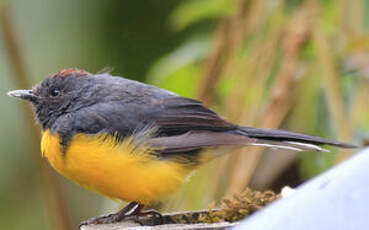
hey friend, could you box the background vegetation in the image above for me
[0,0,367,229]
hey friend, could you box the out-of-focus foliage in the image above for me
[147,36,209,97]
[169,0,236,31]
[0,0,367,229]
[146,0,368,209]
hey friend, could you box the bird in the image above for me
[8,68,356,225]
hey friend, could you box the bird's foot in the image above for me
[137,209,162,218]
[79,212,127,226]
[79,202,142,226]
[135,209,164,225]
[79,202,163,227]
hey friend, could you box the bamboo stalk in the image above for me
[198,20,231,105]
[225,9,311,196]
[1,5,73,230]
[312,3,353,161]
[198,0,253,105]
[197,0,273,202]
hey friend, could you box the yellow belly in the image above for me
[41,130,192,204]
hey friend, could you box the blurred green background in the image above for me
[0,0,368,229]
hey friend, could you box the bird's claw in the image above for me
[79,210,163,227]
[79,213,128,227]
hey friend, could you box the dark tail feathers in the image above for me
[236,126,357,152]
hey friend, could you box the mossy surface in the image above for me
[136,188,280,226]
[199,188,280,223]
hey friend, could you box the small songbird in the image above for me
[8,68,355,225]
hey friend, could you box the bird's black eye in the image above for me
[50,89,60,97]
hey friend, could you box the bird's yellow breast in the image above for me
[41,130,192,204]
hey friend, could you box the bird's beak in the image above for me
[7,89,38,102]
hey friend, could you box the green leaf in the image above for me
[170,0,235,31]
[147,36,210,86]
[156,64,201,98]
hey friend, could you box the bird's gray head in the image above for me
[7,69,111,129]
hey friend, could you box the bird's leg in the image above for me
[135,209,164,225]
[136,209,162,218]
[80,202,142,226]
[124,206,164,226]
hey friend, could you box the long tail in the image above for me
[235,126,357,152]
